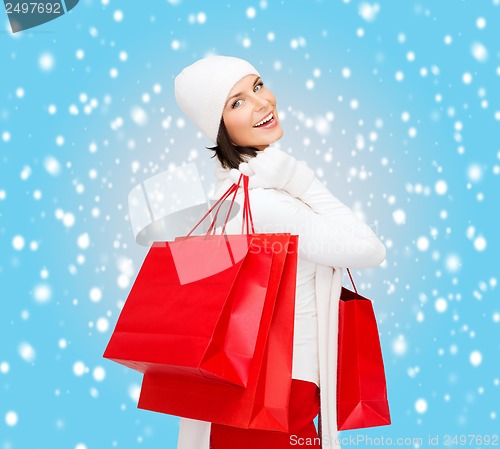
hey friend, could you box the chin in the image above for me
[269,127,284,143]
[270,134,284,145]
[240,127,284,149]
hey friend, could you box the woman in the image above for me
[174,55,386,449]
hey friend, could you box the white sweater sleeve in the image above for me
[247,176,386,268]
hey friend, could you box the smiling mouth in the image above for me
[253,112,275,128]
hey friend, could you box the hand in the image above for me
[229,147,298,190]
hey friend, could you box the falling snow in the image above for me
[5,411,18,427]
[470,351,483,367]
[415,398,428,414]
[1,1,498,447]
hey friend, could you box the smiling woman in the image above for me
[172,55,386,449]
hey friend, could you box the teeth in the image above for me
[253,112,274,127]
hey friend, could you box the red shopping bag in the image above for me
[336,269,391,430]
[103,178,280,388]
[138,233,297,432]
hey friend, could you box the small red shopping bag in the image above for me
[139,233,297,432]
[336,268,391,430]
[103,177,279,388]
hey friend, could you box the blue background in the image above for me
[1,0,499,447]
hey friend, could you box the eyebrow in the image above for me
[225,76,262,106]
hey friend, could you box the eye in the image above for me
[231,81,264,109]
[231,99,242,109]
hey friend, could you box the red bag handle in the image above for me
[185,173,255,237]
[185,176,241,237]
[241,175,255,234]
[206,173,255,235]
[207,174,254,235]
[346,268,357,294]
[207,175,241,235]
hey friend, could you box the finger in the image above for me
[247,156,266,172]
[238,162,255,176]
[229,168,242,183]
[246,175,261,190]
[248,176,260,189]
[271,146,291,160]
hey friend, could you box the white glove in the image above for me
[229,147,315,198]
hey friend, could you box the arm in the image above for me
[232,147,386,267]
[243,154,387,267]
[249,185,385,268]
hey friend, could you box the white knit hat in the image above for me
[174,55,260,145]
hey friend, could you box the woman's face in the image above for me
[221,74,283,151]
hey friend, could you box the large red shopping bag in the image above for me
[103,178,282,388]
[138,233,297,432]
[336,269,391,430]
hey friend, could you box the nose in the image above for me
[251,92,269,110]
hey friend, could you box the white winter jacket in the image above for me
[177,149,386,449]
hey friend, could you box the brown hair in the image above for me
[207,118,259,170]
